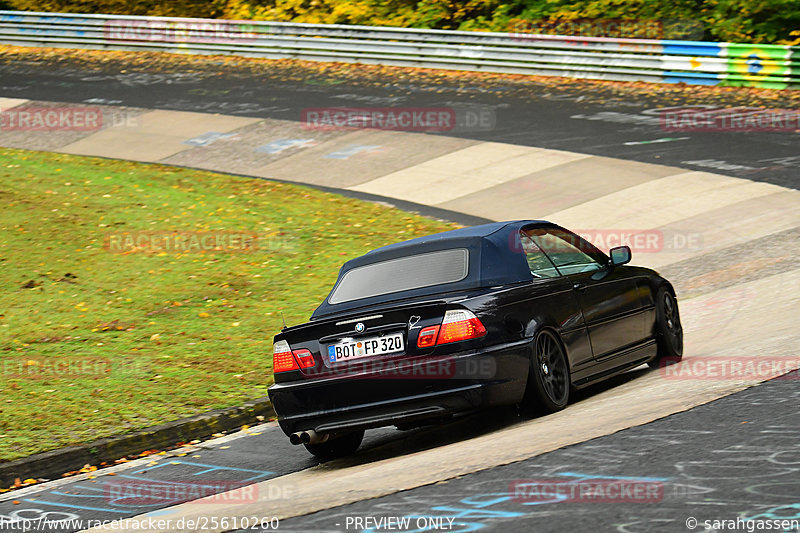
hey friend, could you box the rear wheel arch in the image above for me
[519,326,572,415]
[536,325,571,364]
[525,324,574,376]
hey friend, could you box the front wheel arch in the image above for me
[648,285,683,368]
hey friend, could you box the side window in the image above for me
[520,231,560,278]
[524,228,605,276]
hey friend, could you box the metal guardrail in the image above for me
[0,11,798,89]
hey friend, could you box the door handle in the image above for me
[573,282,587,292]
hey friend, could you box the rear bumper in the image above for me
[268,342,529,436]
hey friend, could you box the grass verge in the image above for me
[0,148,457,462]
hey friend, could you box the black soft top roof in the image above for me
[310,220,553,319]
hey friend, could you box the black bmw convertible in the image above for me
[268,220,683,458]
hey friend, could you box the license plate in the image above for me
[327,332,404,363]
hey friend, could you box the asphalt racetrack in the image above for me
[0,51,798,533]
[0,52,798,190]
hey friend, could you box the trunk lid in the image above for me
[274,298,450,381]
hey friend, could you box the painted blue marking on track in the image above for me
[184,131,236,147]
[431,506,524,518]
[458,493,516,508]
[745,503,800,521]
[114,473,222,483]
[113,472,272,485]
[255,138,314,154]
[558,472,670,482]
[22,498,129,514]
[49,487,106,498]
[25,461,273,515]
[143,508,179,517]
[324,144,381,159]
[129,460,273,481]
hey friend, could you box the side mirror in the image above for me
[609,246,632,266]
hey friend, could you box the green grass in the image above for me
[0,148,457,462]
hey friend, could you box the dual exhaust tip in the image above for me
[289,429,329,446]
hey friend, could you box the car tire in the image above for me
[520,329,570,415]
[304,429,364,460]
[648,286,683,369]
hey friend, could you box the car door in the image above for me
[525,227,645,360]
[519,231,594,370]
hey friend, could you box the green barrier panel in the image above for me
[724,43,794,87]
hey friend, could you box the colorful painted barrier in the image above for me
[0,11,797,89]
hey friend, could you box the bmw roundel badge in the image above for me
[355,322,365,333]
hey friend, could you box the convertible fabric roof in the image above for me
[310,220,553,319]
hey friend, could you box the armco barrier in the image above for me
[0,11,797,89]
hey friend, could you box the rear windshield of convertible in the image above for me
[328,248,469,304]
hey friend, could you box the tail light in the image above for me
[293,349,316,369]
[417,325,440,348]
[415,310,486,348]
[273,340,298,373]
[437,309,487,345]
